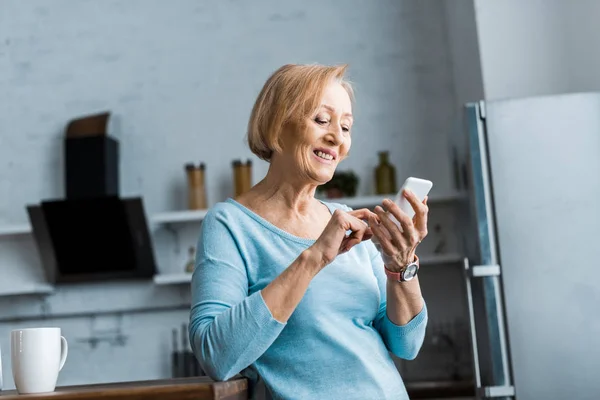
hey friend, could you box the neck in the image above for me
[251,164,320,215]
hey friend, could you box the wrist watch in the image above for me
[384,254,420,282]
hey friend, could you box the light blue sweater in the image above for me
[189,198,428,400]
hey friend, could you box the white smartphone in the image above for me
[393,177,433,219]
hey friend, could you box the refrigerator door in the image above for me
[465,93,600,400]
[463,102,514,399]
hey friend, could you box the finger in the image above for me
[317,210,371,261]
[368,223,384,253]
[377,203,413,242]
[414,209,429,238]
[402,189,428,217]
[345,213,372,236]
[414,196,429,225]
[402,190,428,234]
[319,210,353,250]
[368,214,382,239]
[374,205,410,247]
[381,200,414,236]
[329,209,362,235]
[343,235,362,252]
[405,191,429,236]
[371,207,392,240]
[380,202,422,247]
[348,208,377,222]
[412,202,429,227]
[342,216,371,251]
[368,214,397,256]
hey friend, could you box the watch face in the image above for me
[402,264,419,281]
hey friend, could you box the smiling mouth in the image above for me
[313,150,335,161]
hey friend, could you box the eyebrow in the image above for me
[322,104,353,119]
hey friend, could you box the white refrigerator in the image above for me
[460,92,600,400]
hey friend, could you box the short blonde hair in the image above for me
[247,63,354,161]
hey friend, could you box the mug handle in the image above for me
[59,336,68,371]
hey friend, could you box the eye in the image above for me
[342,125,350,132]
[315,117,329,125]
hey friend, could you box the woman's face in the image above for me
[279,81,353,184]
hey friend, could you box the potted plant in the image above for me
[318,170,359,199]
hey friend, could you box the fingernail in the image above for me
[404,190,412,197]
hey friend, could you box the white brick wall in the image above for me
[0,0,465,389]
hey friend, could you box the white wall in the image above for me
[443,0,485,110]
[0,0,457,227]
[565,0,600,92]
[473,0,571,100]
[0,0,466,389]
[473,0,600,100]
[441,0,484,192]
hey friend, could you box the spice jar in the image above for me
[185,163,207,210]
[233,159,252,198]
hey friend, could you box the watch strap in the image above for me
[384,254,420,282]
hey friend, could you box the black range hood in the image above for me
[27,112,157,284]
[27,196,156,283]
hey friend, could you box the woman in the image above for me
[189,64,428,400]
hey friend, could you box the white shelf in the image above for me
[152,253,464,286]
[0,223,32,236]
[0,192,467,237]
[0,283,54,296]
[150,209,208,225]
[153,273,192,285]
[148,192,466,225]
[322,191,468,208]
[0,209,211,238]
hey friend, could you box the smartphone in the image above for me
[393,177,433,220]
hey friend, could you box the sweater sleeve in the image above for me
[188,209,286,381]
[366,239,428,360]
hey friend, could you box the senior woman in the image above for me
[189,64,428,400]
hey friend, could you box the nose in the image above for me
[324,126,344,146]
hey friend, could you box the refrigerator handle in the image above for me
[463,257,482,390]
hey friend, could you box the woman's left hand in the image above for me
[367,190,429,272]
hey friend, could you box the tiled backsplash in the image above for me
[1,315,473,390]
[0,308,191,390]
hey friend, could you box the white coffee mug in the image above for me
[11,327,68,394]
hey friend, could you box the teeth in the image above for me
[316,151,333,160]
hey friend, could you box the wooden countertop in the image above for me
[0,376,474,399]
[0,377,247,400]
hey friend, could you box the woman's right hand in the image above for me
[309,208,377,269]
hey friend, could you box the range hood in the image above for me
[27,197,156,283]
[27,112,157,284]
